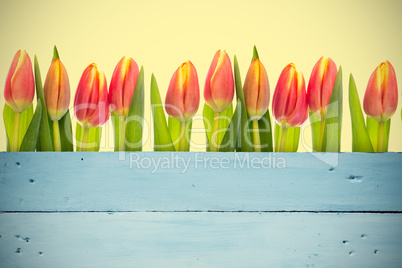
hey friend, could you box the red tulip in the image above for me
[165,61,200,121]
[272,63,308,128]
[74,63,109,128]
[204,50,234,113]
[307,56,337,119]
[4,50,35,113]
[109,57,139,118]
[243,58,270,120]
[43,59,70,121]
[363,61,398,122]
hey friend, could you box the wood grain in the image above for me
[0,152,401,212]
[0,152,401,267]
[1,212,401,268]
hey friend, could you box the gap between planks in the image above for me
[1,210,402,214]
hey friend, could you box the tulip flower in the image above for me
[74,63,109,151]
[307,56,338,151]
[307,57,338,118]
[43,58,70,151]
[109,57,139,151]
[243,58,270,152]
[165,61,200,151]
[204,50,234,151]
[272,63,308,151]
[363,61,398,122]
[363,60,398,152]
[4,50,35,151]
[165,61,200,121]
[109,57,139,118]
[204,50,234,113]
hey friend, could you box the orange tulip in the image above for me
[74,63,109,128]
[4,50,35,113]
[204,50,234,113]
[165,61,200,122]
[43,59,70,121]
[307,56,337,119]
[243,58,270,120]
[272,63,308,128]
[109,57,139,118]
[363,61,398,122]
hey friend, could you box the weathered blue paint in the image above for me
[0,152,401,267]
[0,152,401,212]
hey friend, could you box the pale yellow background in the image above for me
[1,0,401,152]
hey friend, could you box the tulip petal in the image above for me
[183,61,200,120]
[8,51,35,113]
[210,51,234,113]
[204,51,220,112]
[381,61,398,120]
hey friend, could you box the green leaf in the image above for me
[324,66,343,152]
[150,74,175,151]
[19,100,43,151]
[18,104,33,145]
[274,123,300,152]
[348,74,374,152]
[3,104,14,151]
[219,102,241,152]
[59,109,73,151]
[234,55,253,152]
[367,117,391,152]
[76,123,102,151]
[184,119,193,151]
[252,45,259,62]
[52,45,60,61]
[309,110,320,151]
[168,117,193,151]
[125,66,144,151]
[34,55,53,151]
[3,103,34,151]
[258,109,273,152]
[168,116,181,151]
[111,111,122,151]
[203,103,214,151]
[202,103,233,151]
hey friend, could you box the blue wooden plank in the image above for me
[0,212,401,268]
[0,152,401,212]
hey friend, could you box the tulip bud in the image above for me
[74,63,109,128]
[363,61,398,122]
[4,50,35,113]
[43,59,70,121]
[109,57,139,118]
[165,61,200,121]
[243,58,270,120]
[204,50,234,113]
[272,63,308,128]
[307,56,337,119]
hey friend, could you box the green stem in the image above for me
[119,117,127,151]
[377,121,385,153]
[178,120,187,151]
[52,120,61,152]
[81,127,90,152]
[211,112,220,152]
[278,127,288,152]
[12,112,21,152]
[252,120,261,152]
[318,114,326,152]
